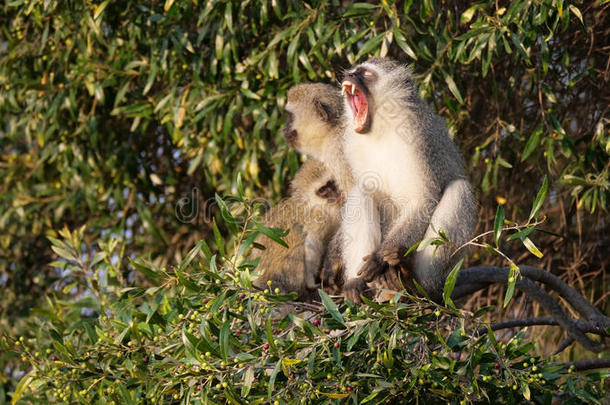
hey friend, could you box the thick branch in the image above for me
[477,317,610,337]
[560,358,610,371]
[453,268,603,352]
[456,266,608,325]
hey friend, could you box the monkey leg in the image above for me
[340,185,381,283]
[320,230,345,293]
[358,197,432,287]
[304,234,323,290]
[414,179,476,301]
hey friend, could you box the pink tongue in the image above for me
[353,93,363,113]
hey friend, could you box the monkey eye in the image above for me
[361,69,376,81]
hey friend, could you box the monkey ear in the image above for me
[313,99,334,123]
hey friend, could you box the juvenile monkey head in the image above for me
[289,159,344,207]
[341,57,416,134]
[284,83,344,158]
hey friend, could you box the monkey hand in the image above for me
[342,277,370,303]
[359,247,405,290]
[381,248,401,267]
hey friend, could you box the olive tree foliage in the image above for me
[0,0,608,397]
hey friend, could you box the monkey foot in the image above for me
[358,254,386,283]
[321,254,344,291]
[342,277,370,303]
[377,266,402,291]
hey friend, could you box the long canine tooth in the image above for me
[341,85,346,95]
[351,83,356,94]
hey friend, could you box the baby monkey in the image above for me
[252,82,349,300]
[283,83,357,295]
[252,159,343,300]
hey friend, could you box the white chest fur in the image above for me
[344,127,426,203]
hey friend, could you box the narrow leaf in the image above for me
[493,205,505,247]
[528,176,548,221]
[219,320,230,363]
[318,289,345,326]
[522,237,543,258]
[503,264,519,308]
[442,258,464,310]
[444,74,464,104]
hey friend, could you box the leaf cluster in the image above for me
[6,205,608,404]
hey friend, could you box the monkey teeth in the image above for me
[341,81,357,96]
[341,80,369,133]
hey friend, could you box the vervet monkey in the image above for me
[284,82,416,299]
[284,83,354,294]
[252,159,343,300]
[338,57,477,302]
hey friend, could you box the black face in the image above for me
[283,111,298,146]
[315,179,343,204]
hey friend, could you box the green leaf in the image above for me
[178,240,204,272]
[254,222,289,248]
[444,74,464,104]
[212,219,226,256]
[393,28,417,60]
[507,226,535,242]
[93,1,109,20]
[522,237,543,258]
[268,359,281,399]
[219,320,230,363]
[356,34,384,61]
[215,193,239,234]
[343,3,378,17]
[241,367,255,397]
[318,289,345,326]
[493,205,505,247]
[404,240,421,256]
[442,258,464,310]
[568,5,583,25]
[521,127,541,161]
[503,264,519,308]
[11,370,35,405]
[528,176,548,221]
[460,5,478,24]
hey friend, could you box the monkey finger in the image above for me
[358,255,384,283]
[380,268,401,291]
[383,249,401,267]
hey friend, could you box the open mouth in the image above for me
[341,80,369,133]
